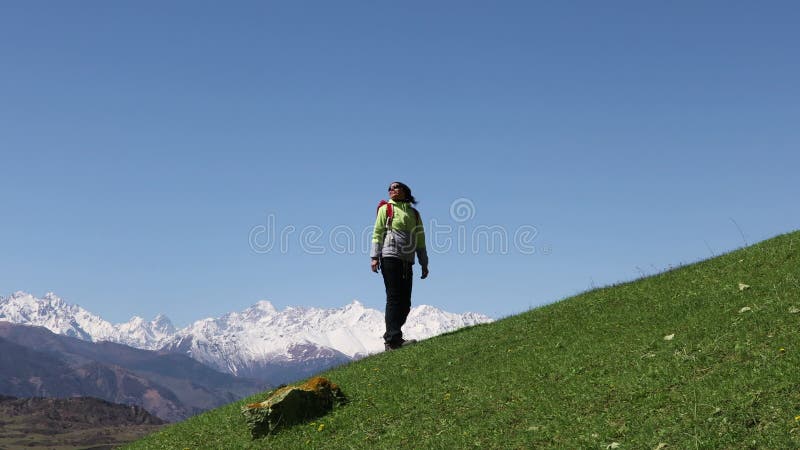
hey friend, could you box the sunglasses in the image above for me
[388,185,402,191]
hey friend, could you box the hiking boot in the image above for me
[384,339,417,351]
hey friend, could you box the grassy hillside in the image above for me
[128,231,800,449]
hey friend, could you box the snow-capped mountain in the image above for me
[160,300,491,380]
[0,291,118,342]
[115,313,176,349]
[0,291,176,349]
[1,292,493,383]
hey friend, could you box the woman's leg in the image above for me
[381,258,413,348]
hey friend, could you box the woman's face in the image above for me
[388,183,405,201]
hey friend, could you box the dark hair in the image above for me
[390,181,417,204]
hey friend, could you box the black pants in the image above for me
[380,257,413,346]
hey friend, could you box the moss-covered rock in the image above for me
[241,377,346,438]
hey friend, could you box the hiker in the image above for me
[371,181,429,350]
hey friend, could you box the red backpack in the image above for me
[377,200,421,230]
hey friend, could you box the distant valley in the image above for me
[0,321,264,422]
[0,395,165,450]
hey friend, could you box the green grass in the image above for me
[127,231,800,449]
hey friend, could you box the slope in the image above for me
[127,230,800,449]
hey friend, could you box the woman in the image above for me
[370,181,429,350]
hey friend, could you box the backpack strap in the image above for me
[377,201,420,229]
[377,200,394,230]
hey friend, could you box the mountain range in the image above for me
[0,292,493,383]
[0,321,264,422]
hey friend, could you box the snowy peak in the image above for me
[151,314,176,334]
[404,304,489,338]
[251,300,278,315]
[167,298,491,373]
[2,292,494,382]
[116,314,176,349]
[0,291,116,341]
[237,300,278,324]
[345,299,365,308]
[0,292,174,350]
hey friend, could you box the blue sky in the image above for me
[1,2,798,326]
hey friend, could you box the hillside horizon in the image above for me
[129,230,800,448]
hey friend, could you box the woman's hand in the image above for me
[421,266,429,279]
[371,259,380,273]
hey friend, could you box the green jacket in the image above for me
[371,200,428,266]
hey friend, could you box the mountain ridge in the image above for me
[0,321,265,422]
[0,395,166,450]
[0,292,493,382]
